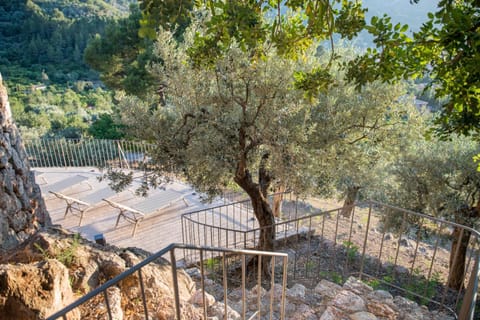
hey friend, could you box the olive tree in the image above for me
[118,23,319,273]
[307,50,423,216]
[376,135,480,290]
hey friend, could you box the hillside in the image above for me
[0,0,136,140]
[0,0,133,85]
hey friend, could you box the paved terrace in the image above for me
[36,167,225,253]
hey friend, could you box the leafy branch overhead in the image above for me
[345,0,479,138]
[139,0,479,140]
[139,0,366,91]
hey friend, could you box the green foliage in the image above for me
[363,278,381,289]
[1,0,124,139]
[307,48,423,201]
[34,233,81,268]
[9,84,114,139]
[0,0,129,86]
[343,240,359,263]
[405,269,441,305]
[88,114,125,139]
[84,5,157,98]
[118,22,319,198]
[320,270,343,285]
[346,0,480,138]
[374,135,480,232]
[139,0,367,93]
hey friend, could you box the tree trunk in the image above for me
[448,204,480,290]
[234,149,275,276]
[340,186,360,218]
[234,172,275,271]
[272,184,286,218]
[448,226,471,290]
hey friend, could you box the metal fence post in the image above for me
[170,248,182,320]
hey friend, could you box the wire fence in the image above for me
[24,138,154,169]
[182,197,480,319]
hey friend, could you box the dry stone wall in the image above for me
[0,74,49,251]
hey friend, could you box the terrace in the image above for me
[27,138,480,319]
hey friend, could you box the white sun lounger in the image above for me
[41,175,90,194]
[50,186,118,226]
[104,189,189,236]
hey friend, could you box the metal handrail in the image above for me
[182,198,480,319]
[47,243,288,320]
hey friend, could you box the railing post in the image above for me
[458,251,480,320]
[170,248,182,320]
[137,269,149,320]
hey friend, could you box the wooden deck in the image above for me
[39,167,225,253]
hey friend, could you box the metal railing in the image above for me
[181,193,298,260]
[47,243,288,320]
[24,138,154,169]
[182,198,480,319]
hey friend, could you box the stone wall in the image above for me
[0,74,49,250]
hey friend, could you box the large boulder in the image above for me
[0,228,201,319]
[0,259,80,320]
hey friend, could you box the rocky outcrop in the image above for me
[0,228,200,319]
[0,227,459,319]
[187,269,455,320]
[0,259,80,320]
[0,74,49,251]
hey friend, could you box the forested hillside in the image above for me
[0,0,133,139]
[0,0,132,84]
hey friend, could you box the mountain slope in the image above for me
[0,0,133,85]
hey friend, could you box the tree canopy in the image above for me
[346,0,479,138]
[138,0,479,140]
[84,5,158,98]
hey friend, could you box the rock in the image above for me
[1,229,201,319]
[350,311,378,320]
[210,301,241,320]
[332,290,367,313]
[391,295,418,310]
[100,260,126,281]
[319,306,349,320]
[291,303,316,320]
[286,283,306,301]
[367,290,393,302]
[190,290,216,307]
[186,267,202,279]
[248,284,267,302]
[384,233,393,241]
[343,277,373,295]
[0,259,80,319]
[398,236,412,247]
[366,301,397,319]
[314,279,342,299]
[107,287,123,320]
[268,283,284,302]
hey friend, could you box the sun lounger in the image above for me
[41,175,90,194]
[50,186,118,226]
[104,189,189,236]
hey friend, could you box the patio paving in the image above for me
[36,167,225,253]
